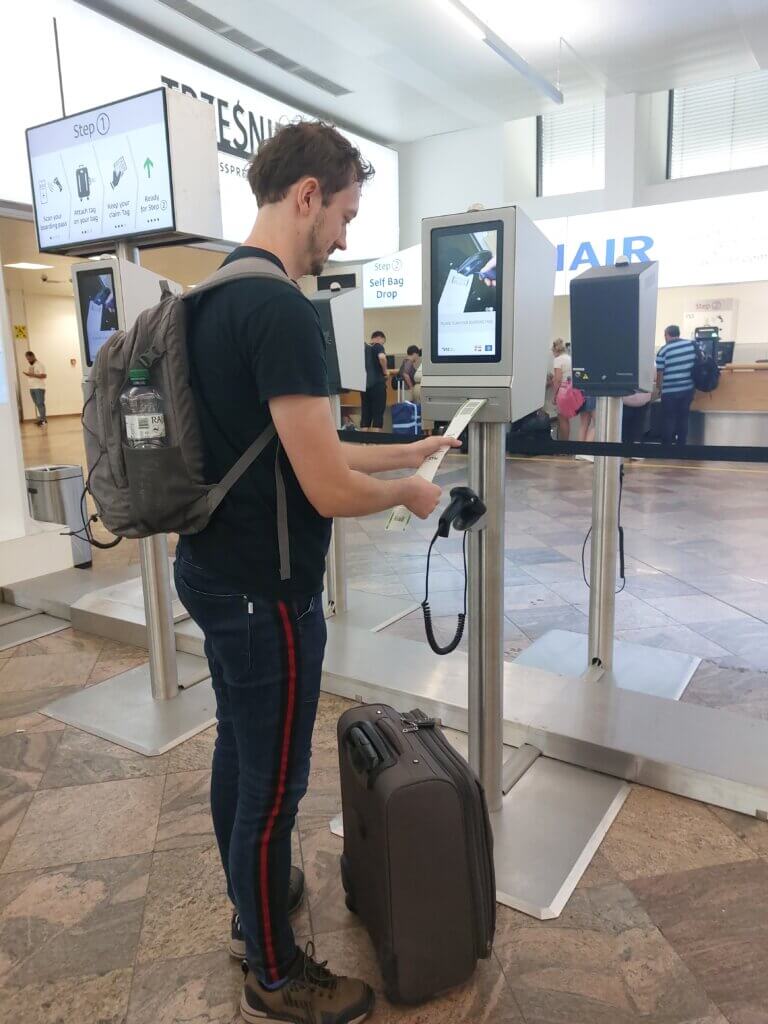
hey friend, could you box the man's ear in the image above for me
[295,176,321,217]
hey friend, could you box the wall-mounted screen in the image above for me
[430,221,503,363]
[76,268,119,366]
[27,88,175,253]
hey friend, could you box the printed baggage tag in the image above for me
[386,397,487,532]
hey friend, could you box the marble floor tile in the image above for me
[629,859,768,1020]
[314,925,524,1023]
[136,844,230,963]
[10,628,104,660]
[401,569,465,596]
[154,769,214,852]
[600,786,756,882]
[682,661,768,720]
[508,605,589,641]
[0,853,150,987]
[297,757,342,834]
[522,560,585,584]
[0,966,133,1024]
[0,684,85,722]
[87,639,148,686]
[2,775,165,873]
[495,882,717,1024]
[0,725,62,797]
[575,592,672,629]
[615,625,730,660]
[687,618,768,671]
[0,712,66,737]
[299,827,357,938]
[166,723,216,774]
[503,583,567,612]
[348,578,410,598]
[0,647,101,691]
[0,793,33,848]
[707,805,768,859]
[126,949,243,1024]
[40,727,170,789]
[505,547,572,566]
[649,595,757,626]
[624,575,699,600]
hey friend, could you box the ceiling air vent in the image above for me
[157,0,352,97]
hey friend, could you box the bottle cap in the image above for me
[128,368,150,384]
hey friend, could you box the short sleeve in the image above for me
[251,293,329,402]
[655,346,665,370]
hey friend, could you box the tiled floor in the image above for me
[2,416,768,1022]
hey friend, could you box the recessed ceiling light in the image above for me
[4,262,54,270]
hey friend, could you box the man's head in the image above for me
[406,344,421,366]
[665,325,681,342]
[25,351,35,365]
[248,121,374,277]
[371,331,385,345]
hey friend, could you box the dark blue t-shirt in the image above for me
[178,247,331,598]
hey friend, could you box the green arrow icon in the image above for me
[143,157,154,178]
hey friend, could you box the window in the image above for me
[536,103,605,197]
[668,69,768,180]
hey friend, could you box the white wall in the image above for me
[11,291,82,419]
[398,91,768,243]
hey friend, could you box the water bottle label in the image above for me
[126,413,165,441]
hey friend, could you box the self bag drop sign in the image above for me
[363,191,768,308]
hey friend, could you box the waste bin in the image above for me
[25,465,92,568]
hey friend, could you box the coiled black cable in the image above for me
[421,529,468,655]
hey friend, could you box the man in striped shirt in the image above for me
[656,325,697,446]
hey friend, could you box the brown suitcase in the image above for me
[337,704,495,1004]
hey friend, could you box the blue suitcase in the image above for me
[392,400,421,436]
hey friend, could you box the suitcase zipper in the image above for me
[409,723,495,958]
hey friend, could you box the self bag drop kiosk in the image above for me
[421,205,555,897]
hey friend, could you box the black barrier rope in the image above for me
[505,436,768,464]
[338,430,425,444]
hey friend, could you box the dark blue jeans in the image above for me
[174,555,325,984]
[661,389,694,447]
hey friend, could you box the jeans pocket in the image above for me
[175,567,251,682]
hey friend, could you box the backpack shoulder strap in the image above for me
[207,423,277,516]
[182,257,299,300]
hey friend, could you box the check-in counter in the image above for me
[689,363,768,445]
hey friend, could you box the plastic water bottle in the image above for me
[120,368,168,449]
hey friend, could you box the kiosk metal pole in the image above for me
[117,241,179,701]
[467,420,506,812]
[587,396,623,671]
[326,395,347,615]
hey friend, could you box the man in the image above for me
[361,329,388,430]
[22,350,47,426]
[398,345,421,393]
[655,324,697,446]
[174,120,455,1024]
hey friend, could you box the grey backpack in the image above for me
[83,257,295,578]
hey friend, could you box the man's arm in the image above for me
[341,434,460,474]
[270,395,440,519]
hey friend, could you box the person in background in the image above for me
[22,350,48,426]
[575,395,596,463]
[622,388,652,456]
[656,324,696,446]
[362,329,387,430]
[398,345,421,393]
[551,338,574,441]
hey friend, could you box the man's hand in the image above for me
[402,476,442,519]
[405,434,462,468]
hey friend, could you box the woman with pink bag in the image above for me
[551,338,584,441]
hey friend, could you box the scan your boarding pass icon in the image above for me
[385,398,487,532]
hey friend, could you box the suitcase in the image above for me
[337,704,496,1004]
[391,400,421,436]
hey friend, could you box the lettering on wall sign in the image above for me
[161,76,277,159]
[555,235,655,272]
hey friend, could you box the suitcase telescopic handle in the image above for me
[346,721,394,786]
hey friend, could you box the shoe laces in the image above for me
[297,942,338,993]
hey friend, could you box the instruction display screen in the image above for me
[27,89,175,252]
[431,221,503,363]
[77,268,119,366]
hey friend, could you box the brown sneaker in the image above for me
[240,942,374,1024]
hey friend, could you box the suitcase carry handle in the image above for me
[345,721,395,787]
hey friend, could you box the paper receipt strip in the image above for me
[385,398,487,532]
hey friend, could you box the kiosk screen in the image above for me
[431,220,503,364]
[77,268,119,366]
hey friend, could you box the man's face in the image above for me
[306,181,361,277]
[25,353,34,365]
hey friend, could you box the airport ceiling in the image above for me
[82,0,768,144]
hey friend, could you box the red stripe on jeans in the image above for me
[259,601,298,983]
